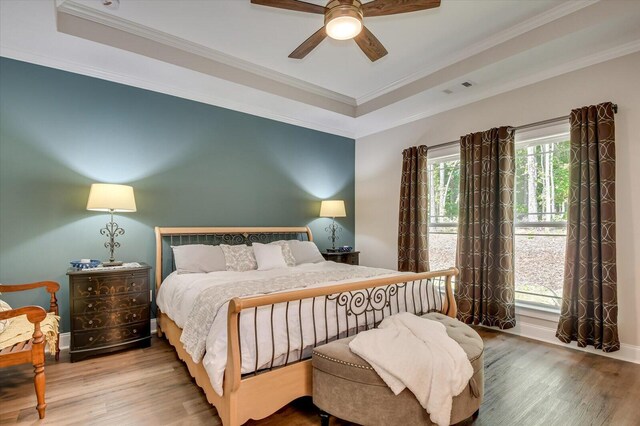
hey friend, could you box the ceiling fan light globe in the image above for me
[326,16,362,40]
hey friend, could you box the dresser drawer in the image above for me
[72,273,148,298]
[73,321,149,350]
[72,305,149,330]
[73,291,149,314]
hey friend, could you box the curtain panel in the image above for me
[398,145,429,272]
[456,127,516,329]
[556,102,619,352]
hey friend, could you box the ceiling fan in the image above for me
[251,0,441,62]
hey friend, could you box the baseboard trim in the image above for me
[57,318,157,351]
[484,320,640,364]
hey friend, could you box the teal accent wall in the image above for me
[0,58,355,332]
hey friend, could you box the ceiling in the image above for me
[1,0,639,138]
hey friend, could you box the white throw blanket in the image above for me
[349,313,473,426]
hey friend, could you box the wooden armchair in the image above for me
[0,281,60,419]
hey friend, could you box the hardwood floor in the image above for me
[1,329,639,425]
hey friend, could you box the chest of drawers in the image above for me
[67,263,151,362]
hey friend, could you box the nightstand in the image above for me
[67,263,152,362]
[322,251,360,265]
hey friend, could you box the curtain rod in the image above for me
[429,103,618,151]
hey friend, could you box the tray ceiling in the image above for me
[1,0,639,138]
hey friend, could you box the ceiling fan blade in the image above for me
[362,0,441,17]
[251,0,326,14]
[289,27,328,59]
[354,26,388,62]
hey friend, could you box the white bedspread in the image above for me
[349,313,473,426]
[157,262,424,396]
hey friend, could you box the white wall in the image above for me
[355,52,640,360]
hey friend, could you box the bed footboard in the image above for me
[223,267,458,425]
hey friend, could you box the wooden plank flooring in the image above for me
[1,329,639,425]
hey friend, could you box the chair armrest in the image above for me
[0,281,60,294]
[0,282,60,316]
[0,305,47,324]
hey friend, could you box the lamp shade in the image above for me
[86,183,137,212]
[319,200,346,218]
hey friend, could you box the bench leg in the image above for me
[319,411,330,426]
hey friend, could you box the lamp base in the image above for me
[102,260,124,267]
[325,248,340,253]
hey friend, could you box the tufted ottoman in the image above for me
[312,312,484,426]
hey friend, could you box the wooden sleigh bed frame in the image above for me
[154,226,458,426]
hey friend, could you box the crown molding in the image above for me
[0,45,356,139]
[57,0,600,110]
[57,0,357,108]
[354,0,599,105]
[354,40,640,138]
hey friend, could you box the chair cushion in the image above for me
[0,312,60,353]
[0,298,12,334]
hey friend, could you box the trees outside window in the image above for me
[427,155,459,272]
[513,132,569,307]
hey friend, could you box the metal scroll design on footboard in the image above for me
[225,268,458,390]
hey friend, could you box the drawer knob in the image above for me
[88,287,92,291]
[89,320,93,325]
[88,303,93,308]
[132,314,137,318]
[133,329,137,333]
[132,298,136,303]
[89,337,94,341]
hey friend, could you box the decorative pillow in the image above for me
[268,241,296,267]
[253,243,288,271]
[172,244,226,274]
[0,298,12,334]
[288,240,325,265]
[220,244,258,272]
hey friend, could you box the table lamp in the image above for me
[86,183,137,266]
[319,200,346,252]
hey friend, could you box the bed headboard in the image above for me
[154,226,313,290]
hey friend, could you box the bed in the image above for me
[154,226,458,426]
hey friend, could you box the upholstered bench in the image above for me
[312,312,484,426]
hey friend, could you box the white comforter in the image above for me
[349,313,473,426]
[157,262,417,396]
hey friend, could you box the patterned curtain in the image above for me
[398,145,429,272]
[556,102,619,352]
[456,127,516,329]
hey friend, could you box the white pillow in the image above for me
[172,244,226,274]
[220,244,258,272]
[253,243,288,271]
[268,241,296,267]
[288,240,325,265]
[0,298,12,334]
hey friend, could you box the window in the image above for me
[427,124,569,309]
[427,154,460,272]
[513,126,570,308]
